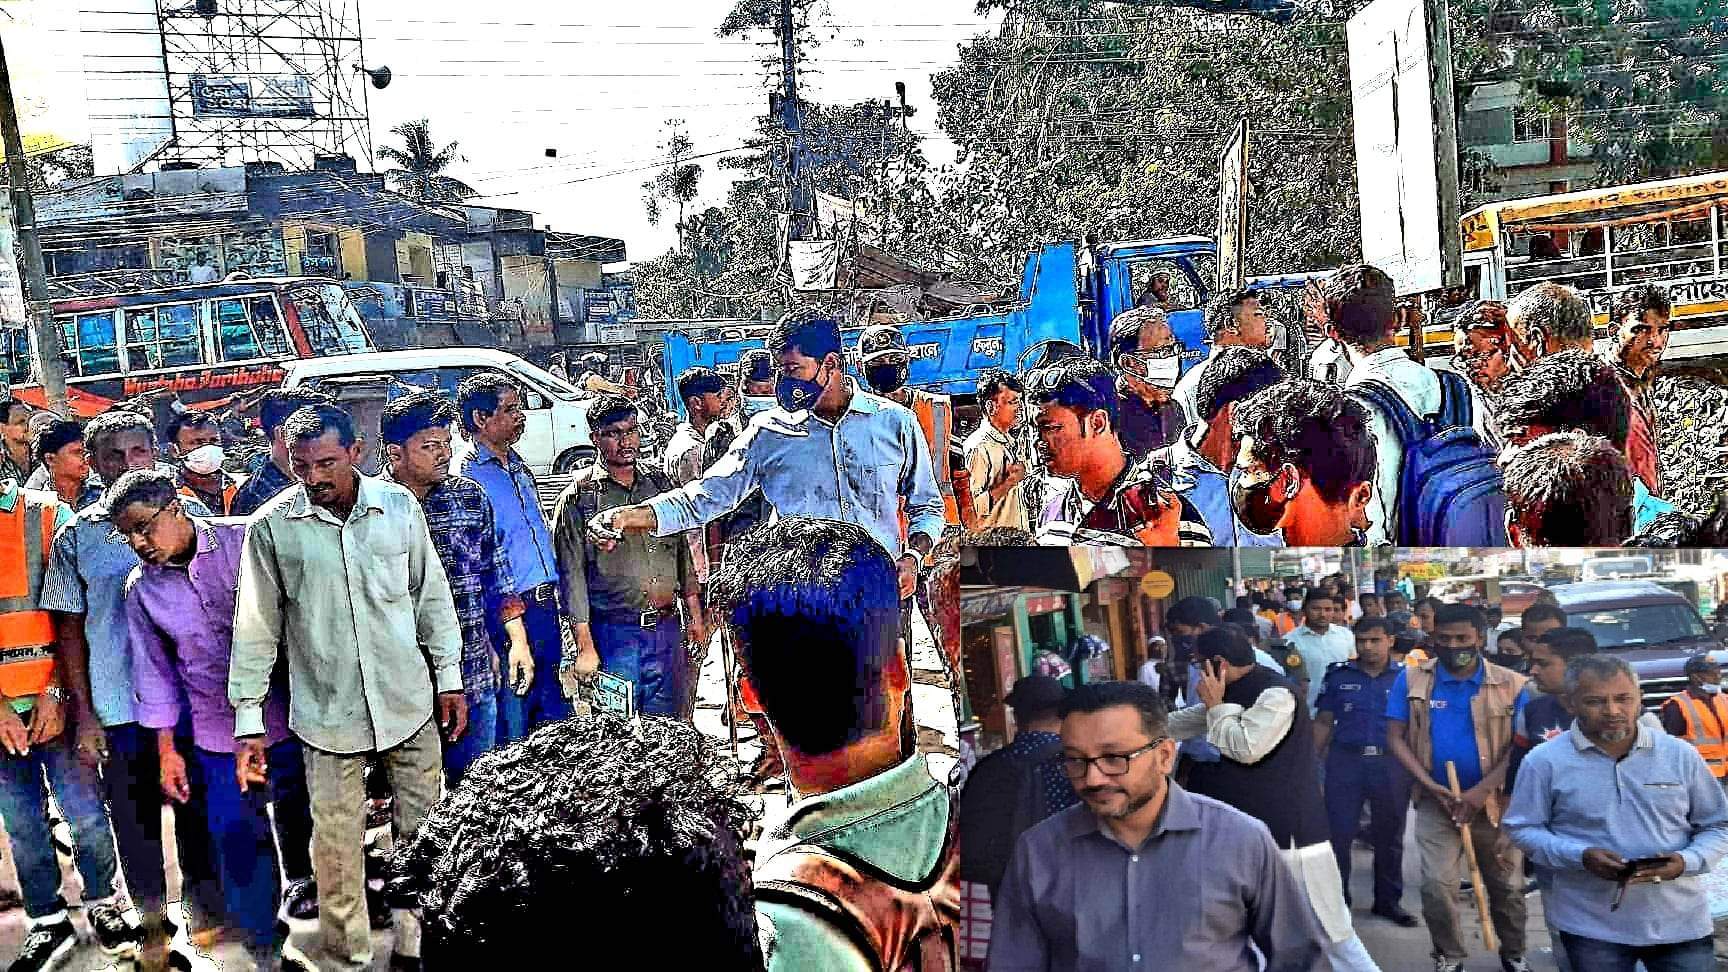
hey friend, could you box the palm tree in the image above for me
[378,119,478,202]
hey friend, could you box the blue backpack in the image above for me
[1347,369,1508,547]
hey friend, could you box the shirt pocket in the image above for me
[857,461,901,515]
[1639,777,1693,828]
[366,537,411,603]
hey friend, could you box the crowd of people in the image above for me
[953,263,1703,548]
[958,577,1728,971]
[0,306,966,971]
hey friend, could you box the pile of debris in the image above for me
[1652,372,1728,515]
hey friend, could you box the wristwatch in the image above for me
[42,686,68,704]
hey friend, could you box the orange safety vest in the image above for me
[909,390,960,526]
[1663,692,1728,778]
[0,489,60,700]
[179,477,239,516]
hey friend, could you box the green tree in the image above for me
[641,119,704,245]
[378,119,478,203]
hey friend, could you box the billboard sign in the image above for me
[190,75,317,118]
[1347,0,1462,295]
[1216,118,1250,295]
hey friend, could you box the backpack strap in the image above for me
[1432,369,1475,432]
[1345,378,1427,444]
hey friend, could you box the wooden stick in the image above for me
[721,627,739,762]
[1447,761,1499,955]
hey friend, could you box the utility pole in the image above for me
[777,0,810,242]
[0,35,68,415]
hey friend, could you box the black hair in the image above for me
[1624,510,1711,548]
[1221,607,1259,632]
[281,402,357,448]
[1433,602,1488,633]
[706,518,902,756]
[1354,617,1397,639]
[1359,592,1382,605]
[767,309,841,362]
[676,366,727,404]
[1303,588,1337,608]
[258,388,336,439]
[1612,282,1673,325]
[165,409,218,447]
[1498,626,1524,645]
[380,391,458,448]
[1028,356,1119,428]
[393,714,760,971]
[83,409,154,455]
[1502,432,1634,546]
[32,419,83,463]
[455,372,524,436]
[0,397,24,424]
[1233,379,1376,505]
[1195,347,1282,426]
[1109,306,1166,358]
[976,368,1024,403]
[1323,264,1398,346]
[1203,289,1263,340]
[738,348,775,384]
[1195,624,1258,668]
[1058,681,1169,740]
[589,394,638,431]
[1539,627,1598,662]
[1165,595,1221,630]
[103,467,181,516]
[1519,603,1566,629]
[1495,350,1630,448]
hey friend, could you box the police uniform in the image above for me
[1316,658,1410,912]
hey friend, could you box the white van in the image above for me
[281,347,595,477]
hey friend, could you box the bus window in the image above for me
[126,304,204,372]
[217,299,262,361]
[288,284,370,356]
[249,297,292,357]
[0,326,30,383]
[62,312,119,377]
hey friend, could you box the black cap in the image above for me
[1684,652,1719,676]
[1005,675,1068,714]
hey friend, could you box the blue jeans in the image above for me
[196,741,308,957]
[0,725,119,918]
[496,600,570,743]
[443,690,497,787]
[592,612,686,717]
[1558,932,1715,972]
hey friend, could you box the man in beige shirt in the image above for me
[230,402,465,972]
[964,369,1027,531]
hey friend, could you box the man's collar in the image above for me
[1065,781,1203,844]
[1357,345,1410,367]
[470,438,519,467]
[285,473,386,520]
[584,461,642,487]
[1571,721,1656,754]
[1435,660,1486,685]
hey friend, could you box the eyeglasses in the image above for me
[1059,738,1167,779]
[114,504,172,541]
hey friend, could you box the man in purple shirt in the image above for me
[110,468,315,972]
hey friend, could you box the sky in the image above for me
[6,0,1001,265]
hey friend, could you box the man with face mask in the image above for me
[1659,654,1728,782]
[592,310,943,604]
[166,411,239,515]
[1386,603,1532,972]
[1229,379,1377,547]
[1606,283,1673,500]
[736,348,778,420]
[1149,346,1283,547]
[1108,306,1186,458]
[859,324,960,526]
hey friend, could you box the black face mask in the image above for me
[1443,649,1479,671]
[1230,471,1288,535]
[1491,652,1529,673]
[865,363,909,394]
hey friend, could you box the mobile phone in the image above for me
[1621,855,1673,877]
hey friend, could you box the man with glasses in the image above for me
[553,396,703,720]
[990,680,1325,971]
[1172,289,1273,434]
[1108,307,1187,459]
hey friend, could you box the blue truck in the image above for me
[657,235,1313,416]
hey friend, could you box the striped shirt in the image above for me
[1031,455,1211,547]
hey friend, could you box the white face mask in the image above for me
[1702,682,1722,695]
[182,444,225,476]
[1143,354,1182,389]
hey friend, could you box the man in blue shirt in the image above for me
[1386,602,1532,972]
[456,373,568,742]
[1148,346,1283,547]
[1505,654,1728,971]
[1314,617,1415,927]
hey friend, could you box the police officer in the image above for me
[1314,616,1418,927]
[551,396,706,719]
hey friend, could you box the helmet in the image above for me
[857,324,909,366]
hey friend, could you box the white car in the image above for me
[281,347,596,477]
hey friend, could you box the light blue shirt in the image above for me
[40,493,208,728]
[648,380,944,559]
[1284,623,1356,712]
[458,440,557,593]
[1633,478,1673,532]
[1153,434,1282,549]
[1505,724,1728,947]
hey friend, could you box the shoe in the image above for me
[258,940,319,972]
[1501,959,1532,972]
[1458,879,1474,895]
[1432,959,1464,972]
[88,901,144,956]
[134,914,173,972]
[11,919,77,972]
[1370,904,1420,927]
[282,878,319,920]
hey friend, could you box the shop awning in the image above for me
[961,546,1131,592]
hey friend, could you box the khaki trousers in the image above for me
[1413,795,1527,963]
[304,720,442,971]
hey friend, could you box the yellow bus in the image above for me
[1457,170,1728,360]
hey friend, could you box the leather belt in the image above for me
[525,583,559,604]
[639,605,676,628]
[1354,745,1385,757]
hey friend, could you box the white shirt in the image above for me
[1344,346,1441,546]
[1284,624,1356,712]
[1137,659,1162,692]
[1171,345,1223,432]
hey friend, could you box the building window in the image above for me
[303,229,341,277]
[1513,109,1552,143]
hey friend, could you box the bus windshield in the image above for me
[288,284,372,356]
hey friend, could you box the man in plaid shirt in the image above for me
[380,392,534,783]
